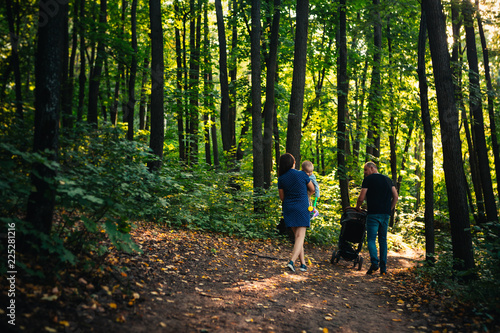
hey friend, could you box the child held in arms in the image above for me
[301,160,320,218]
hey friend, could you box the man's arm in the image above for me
[279,188,285,201]
[391,186,399,210]
[355,188,367,210]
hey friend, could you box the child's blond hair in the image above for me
[301,160,314,173]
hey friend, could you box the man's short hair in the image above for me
[365,161,377,170]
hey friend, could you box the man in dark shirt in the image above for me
[355,162,398,275]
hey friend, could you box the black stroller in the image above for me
[330,207,367,270]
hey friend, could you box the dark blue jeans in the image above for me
[366,214,390,270]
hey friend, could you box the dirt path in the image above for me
[87,228,425,333]
[4,226,430,333]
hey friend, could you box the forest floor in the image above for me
[2,222,498,333]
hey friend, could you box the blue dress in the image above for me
[278,169,311,227]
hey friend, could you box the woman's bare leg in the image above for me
[291,227,306,265]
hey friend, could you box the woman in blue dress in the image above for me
[278,153,315,272]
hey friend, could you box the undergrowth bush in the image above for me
[158,164,282,239]
[0,124,170,275]
[413,223,500,328]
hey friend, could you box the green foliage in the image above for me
[391,210,426,250]
[412,222,500,325]
[0,124,180,275]
[157,164,282,240]
[54,125,169,258]
[305,172,343,246]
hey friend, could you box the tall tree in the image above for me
[87,0,107,127]
[251,0,264,192]
[25,0,67,245]
[62,0,78,129]
[120,2,129,124]
[476,0,500,197]
[202,4,218,166]
[215,0,232,158]
[60,0,71,128]
[353,59,368,165]
[77,0,86,122]
[148,0,164,171]
[365,0,383,160]
[273,87,281,173]
[422,0,474,272]
[462,0,498,224]
[174,0,185,161]
[228,0,238,153]
[125,0,138,140]
[139,57,149,130]
[127,0,138,141]
[5,0,23,118]
[188,0,201,164]
[337,0,349,208]
[286,0,309,167]
[451,0,484,223]
[418,9,435,261]
[203,4,211,165]
[388,15,397,186]
[263,0,281,189]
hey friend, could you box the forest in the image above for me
[1,0,500,331]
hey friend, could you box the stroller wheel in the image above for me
[330,250,340,264]
[357,256,364,271]
[330,250,336,264]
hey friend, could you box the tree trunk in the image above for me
[87,0,107,128]
[126,0,138,141]
[251,0,264,194]
[148,0,164,171]
[387,18,397,185]
[26,0,66,247]
[174,0,185,162]
[273,91,280,174]
[450,0,483,223]
[353,59,368,166]
[476,0,500,198]
[202,5,211,165]
[64,0,78,129]
[215,0,232,156]
[414,138,423,211]
[181,17,189,158]
[263,0,281,189]
[60,1,71,128]
[203,111,211,165]
[195,1,202,163]
[228,0,238,151]
[120,1,128,124]
[211,112,220,167]
[187,0,201,164]
[237,106,251,161]
[422,0,474,272]
[139,57,149,130]
[6,0,23,118]
[417,9,435,262]
[417,5,435,262]
[286,0,309,167]
[203,4,218,167]
[463,0,498,224]
[110,70,121,126]
[337,0,350,208]
[366,0,382,160]
[77,0,86,122]
[389,115,397,184]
